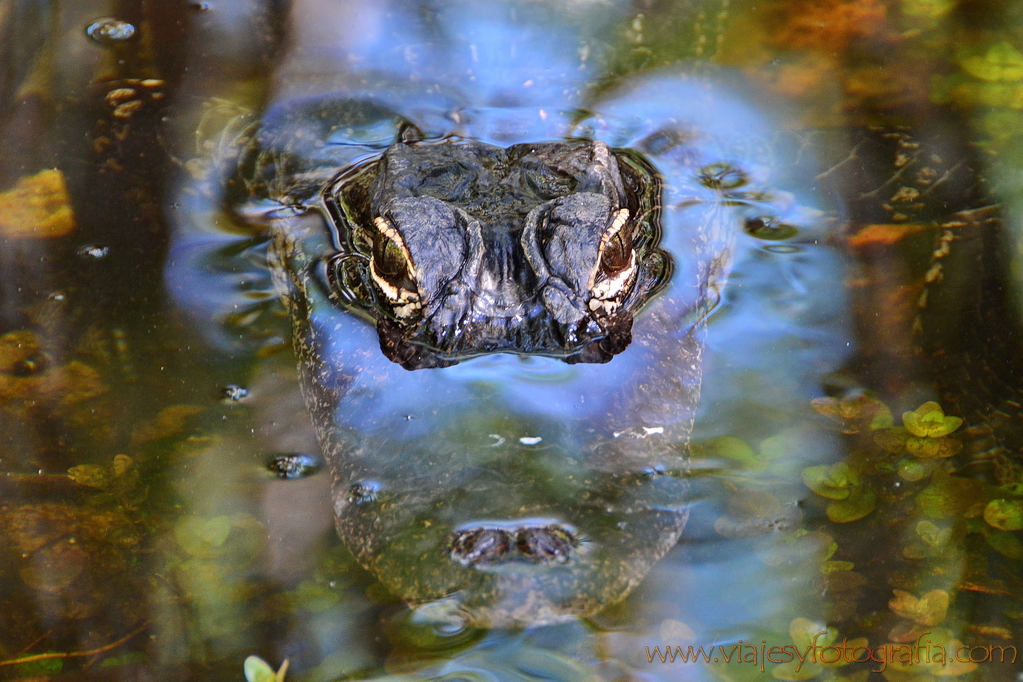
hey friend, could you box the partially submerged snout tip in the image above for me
[447,522,579,567]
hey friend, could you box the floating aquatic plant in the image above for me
[810,394,892,433]
[983,498,1023,531]
[902,401,962,438]
[244,656,289,682]
[915,472,984,519]
[984,529,1023,560]
[770,617,868,681]
[802,462,859,500]
[960,41,1023,82]
[889,588,949,626]
[802,462,876,522]
[874,401,963,461]
[902,520,952,559]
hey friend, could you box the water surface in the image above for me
[0,0,1021,680]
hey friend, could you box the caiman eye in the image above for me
[589,208,637,314]
[370,216,421,318]
[373,234,410,280]
[599,227,632,276]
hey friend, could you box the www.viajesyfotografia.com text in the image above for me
[645,632,1017,673]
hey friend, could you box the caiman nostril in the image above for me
[515,526,576,564]
[449,528,512,566]
[447,524,578,567]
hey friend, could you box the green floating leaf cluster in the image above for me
[874,402,964,462]
[802,462,876,523]
[981,497,1023,559]
[960,41,1023,83]
[770,617,869,681]
[983,498,1023,531]
[808,393,1023,650]
[810,394,893,433]
[902,519,952,559]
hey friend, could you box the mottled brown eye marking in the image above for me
[598,208,633,275]
[588,208,637,315]
[370,216,421,318]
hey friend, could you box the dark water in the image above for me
[1,0,1022,680]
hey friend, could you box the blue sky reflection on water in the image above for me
[161,0,859,678]
[15,0,1021,679]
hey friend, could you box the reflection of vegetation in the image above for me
[803,462,877,523]
[804,395,1019,676]
[0,623,149,674]
[708,393,1021,681]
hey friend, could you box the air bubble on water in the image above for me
[77,245,110,259]
[347,480,381,505]
[221,384,249,402]
[266,453,322,479]
[86,18,136,44]
[519,436,542,445]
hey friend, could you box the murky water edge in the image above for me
[1,0,1022,680]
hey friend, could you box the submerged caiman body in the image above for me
[226,81,815,626]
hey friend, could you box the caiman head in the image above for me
[322,135,671,369]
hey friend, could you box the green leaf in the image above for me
[984,499,1023,531]
[897,459,933,481]
[902,402,962,438]
[889,589,949,625]
[985,529,1023,560]
[916,474,984,519]
[244,656,275,682]
[822,541,838,562]
[810,395,892,433]
[869,405,895,430]
[916,520,951,548]
[802,463,859,500]
[174,515,233,557]
[244,656,287,682]
[820,560,854,574]
[874,427,910,454]
[961,41,1023,82]
[905,435,962,459]
[67,464,109,488]
[17,655,64,677]
[827,488,876,523]
[789,617,835,648]
[903,0,956,20]
[704,436,760,466]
